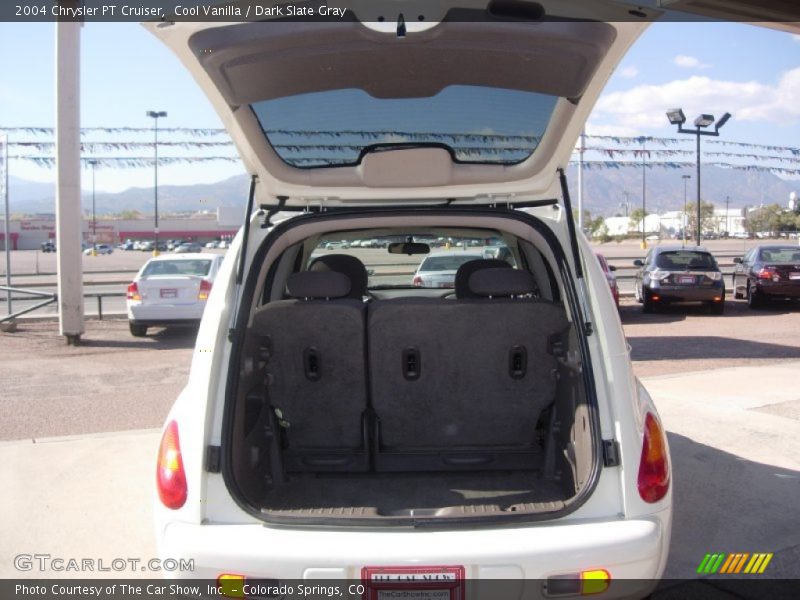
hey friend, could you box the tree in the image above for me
[746,204,783,236]
[685,201,715,239]
[629,208,647,234]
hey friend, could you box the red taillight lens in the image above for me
[412,276,423,287]
[198,279,212,300]
[126,281,141,301]
[756,267,775,280]
[157,421,187,509]
[637,413,670,503]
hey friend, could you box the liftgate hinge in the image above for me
[206,445,221,473]
[602,439,621,467]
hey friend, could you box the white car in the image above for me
[148,5,672,592]
[412,250,484,288]
[126,253,224,337]
[83,243,113,255]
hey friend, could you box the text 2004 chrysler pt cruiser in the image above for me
[148,2,671,596]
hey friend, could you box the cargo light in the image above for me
[637,413,670,503]
[217,574,246,599]
[126,281,141,301]
[198,278,213,300]
[156,421,187,509]
[545,569,611,596]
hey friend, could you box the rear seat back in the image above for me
[252,270,369,471]
[368,263,569,471]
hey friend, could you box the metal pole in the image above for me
[2,133,11,316]
[682,174,690,247]
[696,129,702,246]
[154,116,159,256]
[725,195,730,237]
[577,129,585,232]
[91,161,97,255]
[641,137,647,249]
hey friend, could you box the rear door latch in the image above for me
[602,439,621,467]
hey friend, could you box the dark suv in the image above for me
[634,246,725,313]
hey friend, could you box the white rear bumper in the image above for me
[159,513,669,582]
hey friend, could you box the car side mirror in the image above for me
[608,265,617,272]
[733,257,742,264]
[633,259,644,267]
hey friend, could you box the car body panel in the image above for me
[733,245,800,302]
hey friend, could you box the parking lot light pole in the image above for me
[146,110,167,256]
[667,108,731,246]
[638,137,648,250]
[682,174,691,246]
[89,160,98,256]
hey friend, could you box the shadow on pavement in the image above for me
[627,336,800,362]
[620,300,800,325]
[663,432,800,582]
[80,326,198,350]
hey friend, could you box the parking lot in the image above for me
[2,240,799,583]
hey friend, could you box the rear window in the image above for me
[759,247,800,263]
[419,254,484,272]
[656,251,716,270]
[252,85,558,167]
[142,259,212,277]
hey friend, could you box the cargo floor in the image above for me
[261,471,568,514]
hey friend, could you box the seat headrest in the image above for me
[468,268,535,298]
[286,271,351,300]
[309,254,368,299]
[454,259,512,299]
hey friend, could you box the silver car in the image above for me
[412,251,484,288]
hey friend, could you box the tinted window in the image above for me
[252,86,558,167]
[759,247,800,263]
[655,251,716,270]
[142,260,212,277]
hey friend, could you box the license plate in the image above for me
[678,276,694,284]
[790,272,800,280]
[160,288,178,298]
[362,566,465,600]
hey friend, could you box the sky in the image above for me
[0,19,798,194]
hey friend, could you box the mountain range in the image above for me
[6,165,798,218]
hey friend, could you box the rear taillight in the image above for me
[412,276,423,287]
[198,279,212,300]
[637,413,670,503]
[756,266,777,281]
[126,281,141,301]
[156,421,187,509]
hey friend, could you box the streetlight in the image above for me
[146,110,167,256]
[88,160,98,256]
[637,136,648,249]
[666,108,731,246]
[681,174,691,246]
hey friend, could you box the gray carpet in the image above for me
[262,471,567,513]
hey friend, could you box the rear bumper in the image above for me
[646,284,722,302]
[158,513,670,582]
[128,302,205,323]
[755,281,800,298]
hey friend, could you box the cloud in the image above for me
[592,68,800,130]
[618,66,639,79]
[674,55,711,69]
[793,34,800,42]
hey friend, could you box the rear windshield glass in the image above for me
[419,254,484,272]
[759,247,800,263]
[142,260,212,277]
[252,86,558,167]
[309,233,515,289]
[656,251,716,270]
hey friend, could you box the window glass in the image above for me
[142,260,212,277]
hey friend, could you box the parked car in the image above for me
[596,252,619,307]
[205,240,220,249]
[147,11,672,590]
[167,239,186,251]
[83,243,113,255]
[126,254,225,337]
[40,241,56,253]
[733,245,800,308]
[174,242,203,253]
[412,251,485,288]
[634,246,725,313]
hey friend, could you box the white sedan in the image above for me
[126,253,225,337]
